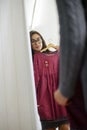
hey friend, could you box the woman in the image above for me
[30,30,70,130]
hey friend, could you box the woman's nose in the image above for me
[35,41,39,45]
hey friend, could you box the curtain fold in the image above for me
[0,0,41,130]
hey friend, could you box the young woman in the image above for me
[30,30,70,130]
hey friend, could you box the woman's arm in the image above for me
[47,43,59,50]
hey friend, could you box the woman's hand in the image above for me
[47,43,59,50]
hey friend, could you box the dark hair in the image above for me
[30,30,47,55]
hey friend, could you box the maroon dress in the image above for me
[33,51,68,121]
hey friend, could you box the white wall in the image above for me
[24,0,60,45]
[0,0,60,130]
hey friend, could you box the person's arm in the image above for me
[54,0,86,105]
[40,43,59,52]
[47,43,59,50]
[54,89,69,106]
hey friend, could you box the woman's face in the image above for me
[31,33,43,52]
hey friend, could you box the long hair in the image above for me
[30,30,47,55]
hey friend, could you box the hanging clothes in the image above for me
[33,51,68,121]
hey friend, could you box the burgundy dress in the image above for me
[33,51,68,121]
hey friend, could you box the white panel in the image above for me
[0,0,41,130]
[25,0,60,45]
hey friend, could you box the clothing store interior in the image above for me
[0,0,62,130]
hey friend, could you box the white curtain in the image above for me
[0,0,41,130]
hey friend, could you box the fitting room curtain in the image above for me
[0,0,41,130]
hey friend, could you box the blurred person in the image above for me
[54,0,87,129]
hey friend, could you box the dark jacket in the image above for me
[56,0,87,112]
